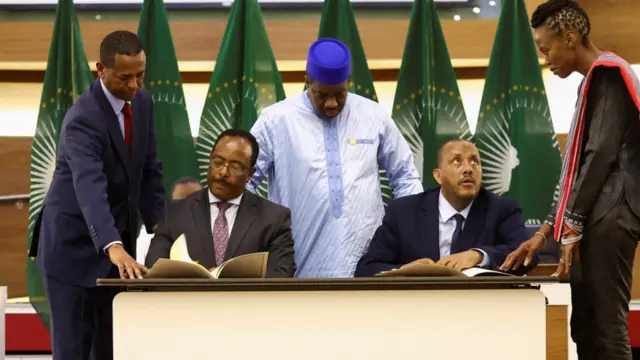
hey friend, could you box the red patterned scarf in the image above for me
[554,52,640,242]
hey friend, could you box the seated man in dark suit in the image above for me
[146,129,296,277]
[355,139,536,277]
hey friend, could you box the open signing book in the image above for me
[375,262,515,278]
[145,234,269,279]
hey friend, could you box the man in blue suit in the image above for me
[32,30,165,360]
[355,140,535,277]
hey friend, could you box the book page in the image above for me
[461,267,514,277]
[169,234,194,263]
[145,233,213,279]
[145,258,213,279]
[210,265,223,279]
[214,252,269,279]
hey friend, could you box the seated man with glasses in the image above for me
[145,129,296,277]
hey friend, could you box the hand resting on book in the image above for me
[436,250,484,271]
[400,258,435,269]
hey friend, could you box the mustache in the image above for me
[458,177,476,184]
[212,179,231,187]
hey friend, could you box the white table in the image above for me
[102,277,554,360]
[1,286,6,358]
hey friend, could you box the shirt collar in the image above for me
[301,91,314,112]
[207,188,243,206]
[100,78,129,115]
[438,189,473,222]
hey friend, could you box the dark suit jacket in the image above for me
[553,66,640,228]
[145,188,296,278]
[354,187,535,277]
[32,80,165,288]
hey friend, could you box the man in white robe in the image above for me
[248,38,423,277]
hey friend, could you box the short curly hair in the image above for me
[99,30,144,68]
[530,0,591,44]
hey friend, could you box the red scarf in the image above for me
[554,52,640,242]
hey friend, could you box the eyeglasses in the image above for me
[210,157,247,176]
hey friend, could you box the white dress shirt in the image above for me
[438,191,490,267]
[208,190,243,236]
[136,230,154,264]
[100,78,129,137]
[100,79,133,253]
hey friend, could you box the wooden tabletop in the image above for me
[97,276,561,292]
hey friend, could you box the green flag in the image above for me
[472,0,561,224]
[27,0,93,330]
[195,0,285,197]
[137,0,198,197]
[316,0,377,101]
[316,0,393,201]
[392,0,471,189]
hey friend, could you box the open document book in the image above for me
[375,262,515,277]
[145,234,269,279]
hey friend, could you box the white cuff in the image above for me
[103,241,123,254]
[472,248,490,267]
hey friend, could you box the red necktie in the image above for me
[122,103,132,152]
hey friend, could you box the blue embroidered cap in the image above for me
[306,38,351,85]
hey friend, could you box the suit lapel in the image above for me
[225,191,258,260]
[452,191,487,254]
[93,81,130,178]
[420,191,442,261]
[193,190,216,266]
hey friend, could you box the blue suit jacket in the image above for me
[33,80,165,287]
[354,187,536,277]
